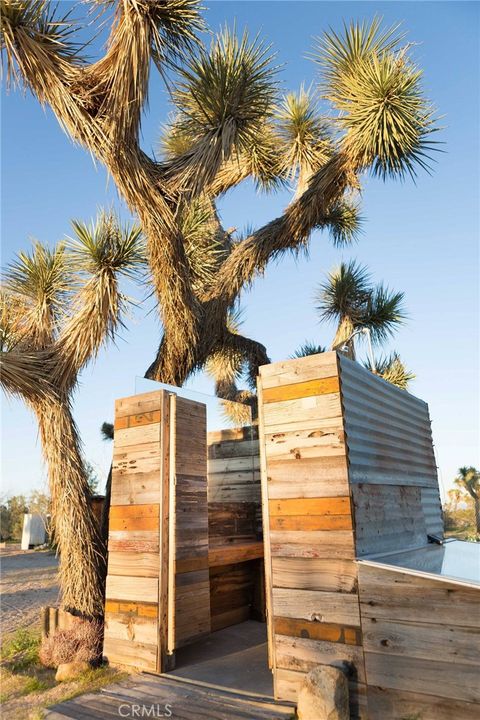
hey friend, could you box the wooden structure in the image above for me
[257,351,479,719]
[103,390,264,673]
[103,353,479,719]
[104,390,210,672]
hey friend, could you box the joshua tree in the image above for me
[291,342,327,359]
[316,260,406,358]
[0,215,143,617]
[453,467,480,535]
[1,4,438,392]
[364,352,415,390]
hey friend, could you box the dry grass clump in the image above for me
[39,620,102,669]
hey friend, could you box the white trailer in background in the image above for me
[21,513,46,550]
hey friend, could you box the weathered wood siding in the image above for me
[207,427,264,631]
[172,396,210,648]
[104,391,210,671]
[359,562,480,719]
[104,390,166,671]
[338,354,443,556]
[258,353,367,719]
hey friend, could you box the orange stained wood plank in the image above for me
[109,515,159,532]
[109,504,159,520]
[114,411,161,430]
[269,497,351,517]
[262,376,340,404]
[105,601,158,618]
[270,514,352,531]
[274,616,362,646]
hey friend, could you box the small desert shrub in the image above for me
[1,628,40,671]
[39,620,102,668]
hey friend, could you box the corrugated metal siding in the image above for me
[338,354,443,554]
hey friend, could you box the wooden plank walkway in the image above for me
[45,673,295,720]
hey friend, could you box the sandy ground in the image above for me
[1,549,59,634]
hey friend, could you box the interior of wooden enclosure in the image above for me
[103,387,265,675]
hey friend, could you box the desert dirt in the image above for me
[1,549,59,634]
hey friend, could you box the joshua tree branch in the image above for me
[208,153,357,306]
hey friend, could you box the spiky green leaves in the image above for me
[68,213,145,282]
[365,351,415,389]
[3,242,70,346]
[316,260,406,346]
[169,26,279,190]
[275,86,332,192]
[314,17,438,178]
[176,195,229,295]
[291,342,326,359]
[0,0,80,87]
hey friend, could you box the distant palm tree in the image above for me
[316,260,406,359]
[0,214,143,617]
[454,467,480,534]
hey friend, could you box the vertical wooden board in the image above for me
[173,396,210,649]
[104,390,165,674]
[257,379,276,671]
[157,390,170,672]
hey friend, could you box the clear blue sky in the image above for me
[1,1,479,501]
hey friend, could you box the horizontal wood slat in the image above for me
[274,617,362,646]
[262,376,340,403]
[114,411,161,430]
[270,514,353,531]
[269,497,350,517]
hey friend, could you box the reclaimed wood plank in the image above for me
[270,514,352,531]
[108,530,159,553]
[105,575,159,604]
[114,410,161,430]
[272,557,357,593]
[366,686,480,720]
[274,616,362,646]
[263,376,340,403]
[104,614,157,645]
[272,588,360,626]
[364,651,480,703]
[262,394,343,428]
[103,637,157,671]
[269,529,355,559]
[269,497,350,517]
[259,353,338,386]
[105,601,157,618]
[115,391,162,418]
[275,634,366,683]
[358,564,480,626]
[115,423,161,449]
[208,542,264,567]
[264,427,345,461]
[362,616,480,665]
[107,551,158,578]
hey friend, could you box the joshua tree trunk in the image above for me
[33,394,106,618]
[475,497,480,535]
